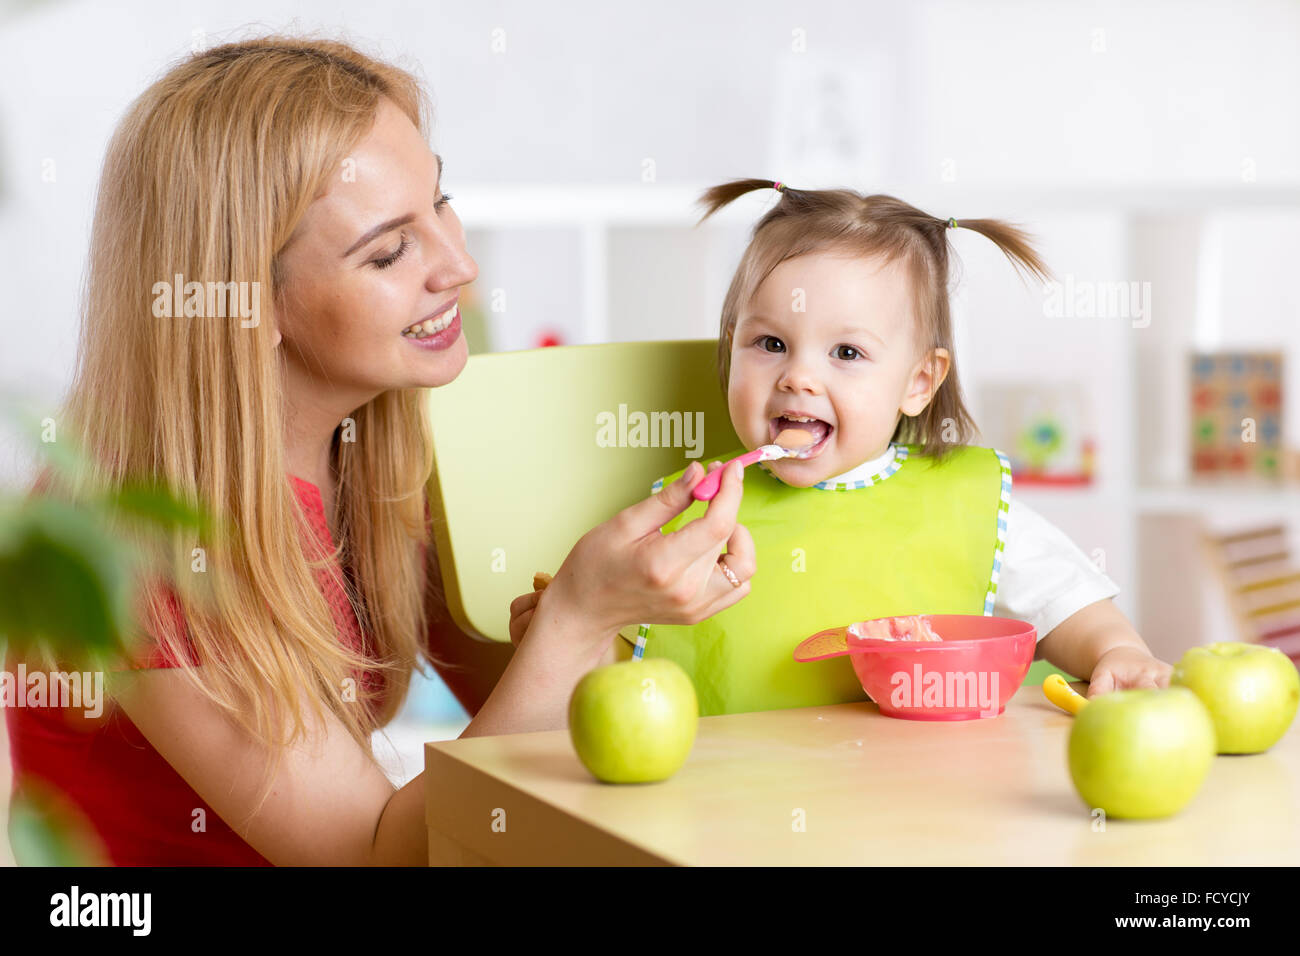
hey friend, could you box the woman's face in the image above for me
[273,97,477,404]
[726,250,949,487]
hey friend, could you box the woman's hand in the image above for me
[533,459,755,659]
[468,460,752,736]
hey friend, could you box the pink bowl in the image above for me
[794,614,1037,721]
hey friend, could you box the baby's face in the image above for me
[726,250,947,487]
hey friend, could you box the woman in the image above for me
[5,35,753,866]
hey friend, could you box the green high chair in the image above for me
[424,338,1066,685]
[425,339,737,648]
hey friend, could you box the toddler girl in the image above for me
[622,179,1171,716]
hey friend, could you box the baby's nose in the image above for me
[777,365,822,393]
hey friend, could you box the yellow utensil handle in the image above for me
[1043,673,1088,715]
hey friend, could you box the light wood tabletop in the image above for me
[423,682,1300,865]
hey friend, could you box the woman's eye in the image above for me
[835,345,862,361]
[758,335,785,353]
[435,191,454,212]
[372,234,410,270]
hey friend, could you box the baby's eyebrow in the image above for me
[740,314,888,349]
[834,325,888,348]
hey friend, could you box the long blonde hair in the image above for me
[57,34,443,819]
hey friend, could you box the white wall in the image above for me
[1,0,1298,489]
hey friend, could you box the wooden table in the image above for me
[424,682,1300,865]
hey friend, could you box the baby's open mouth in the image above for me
[769,416,833,458]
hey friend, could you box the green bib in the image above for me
[639,443,1012,716]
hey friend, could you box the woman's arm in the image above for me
[112,667,428,866]
[110,461,749,865]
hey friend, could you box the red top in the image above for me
[5,475,393,866]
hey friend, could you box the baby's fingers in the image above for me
[509,589,542,618]
[509,608,535,645]
[510,591,543,641]
[1086,669,1115,698]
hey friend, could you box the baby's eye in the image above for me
[834,345,863,361]
[758,335,786,353]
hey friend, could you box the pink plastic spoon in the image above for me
[691,428,815,502]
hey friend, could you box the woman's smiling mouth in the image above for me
[402,300,459,338]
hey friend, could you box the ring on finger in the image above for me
[717,556,742,588]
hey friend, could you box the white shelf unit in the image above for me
[456,181,1300,664]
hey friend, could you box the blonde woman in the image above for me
[4,35,753,866]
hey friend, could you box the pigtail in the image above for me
[943,216,1053,285]
[696,178,787,224]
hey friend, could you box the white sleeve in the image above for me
[992,497,1120,640]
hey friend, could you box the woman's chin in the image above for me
[404,336,468,387]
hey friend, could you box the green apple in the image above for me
[1068,687,1215,819]
[569,658,698,784]
[1171,642,1300,754]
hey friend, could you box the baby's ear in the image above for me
[901,348,951,415]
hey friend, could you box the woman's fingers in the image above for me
[664,459,744,559]
[721,520,756,582]
[678,524,754,619]
[698,575,752,620]
[620,460,707,538]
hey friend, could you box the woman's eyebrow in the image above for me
[341,154,444,258]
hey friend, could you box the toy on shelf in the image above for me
[977,383,1095,486]
[1200,522,1300,665]
[1190,351,1283,480]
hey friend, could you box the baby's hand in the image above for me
[507,572,552,646]
[1086,645,1173,697]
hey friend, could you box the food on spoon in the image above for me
[774,427,814,451]
[849,615,944,642]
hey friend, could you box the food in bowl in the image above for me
[794,614,1037,721]
[849,615,943,642]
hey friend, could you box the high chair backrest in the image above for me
[425,339,738,644]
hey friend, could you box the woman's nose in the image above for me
[425,228,478,291]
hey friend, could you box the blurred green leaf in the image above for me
[0,497,135,657]
[105,479,214,536]
[8,784,110,867]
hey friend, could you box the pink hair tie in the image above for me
[773,181,785,192]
